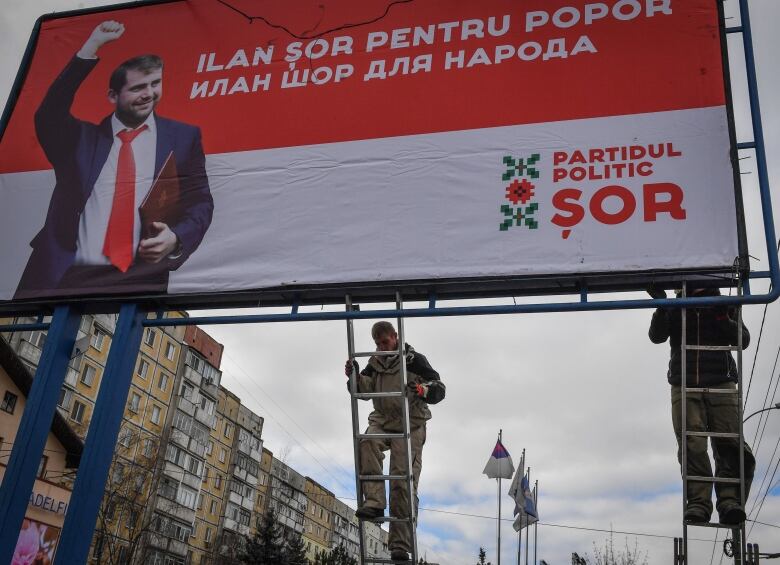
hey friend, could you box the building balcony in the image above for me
[181,471,201,491]
[194,407,216,428]
[177,397,196,416]
[170,428,189,449]
[189,438,207,458]
[155,497,196,524]
[64,368,79,387]
[184,366,202,388]
[228,491,243,506]
[168,539,188,556]
[201,378,218,399]
[18,340,41,365]
[233,466,247,482]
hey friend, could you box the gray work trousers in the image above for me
[671,384,755,517]
[360,422,426,553]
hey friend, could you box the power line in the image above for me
[219,349,355,494]
[744,238,780,405]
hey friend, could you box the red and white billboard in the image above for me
[0,0,741,303]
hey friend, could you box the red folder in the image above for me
[139,152,180,238]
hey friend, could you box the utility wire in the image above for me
[750,344,780,452]
[219,349,355,494]
[744,238,780,405]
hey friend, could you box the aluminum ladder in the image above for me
[346,292,419,564]
[674,281,748,565]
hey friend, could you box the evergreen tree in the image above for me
[329,543,358,565]
[476,547,493,565]
[285,532,308,565]
[240,507,286,564]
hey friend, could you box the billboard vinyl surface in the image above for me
[0,0,742,305]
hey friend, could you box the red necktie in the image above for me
[103,126,148,272]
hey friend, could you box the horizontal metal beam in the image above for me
[142,288,780,327]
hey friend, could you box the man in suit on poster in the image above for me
[15,20,213,299]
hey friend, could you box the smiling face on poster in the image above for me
[0,0,743,305]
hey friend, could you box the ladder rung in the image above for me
[684,388,738,395]
[353,392,405,399]
[357,432,407,440]
[685,431,740,439]
[370,515,414,523]
[683,345,740,351]
[359,473,409,481]
[685,475,742,484]
[353,350,399,358]
[685,520,744,529]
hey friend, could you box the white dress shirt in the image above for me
[74,113,157,266]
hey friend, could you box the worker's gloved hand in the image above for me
[647,284,667,300]
[344,359,359,377]
[407,381,428,398]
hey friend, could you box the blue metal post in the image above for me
[55,303,145,565]
[0,305,81,563]
[739,0,780,290]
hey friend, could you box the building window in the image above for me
[128,392,141,413]
[210,500,217,514]
[151,404,162,425]
[91,328,107,351]
[37,455,48,478]
[80,364,97,387]
[206,441,214,456]
[1,391,18,414]
[219,448,226,463]
[164,342,176,361]
[144,438,156,458]
[70,400,86,423]
[180,382,194,400]
[176,484,197,509]
[157,372,169,392]
[205,527,213,543]
[143,328,156,347]
[118,427,132,448]
[58,387,73,410]
[137,359,149,379]
[223,423,232,439]
[215,475,222,490]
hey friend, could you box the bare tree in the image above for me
[586,531,649,565]
[89,427,162,564]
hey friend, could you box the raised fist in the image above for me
[78,20,125,58]
[90,20,125,45]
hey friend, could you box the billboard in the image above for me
[0,0,743,305]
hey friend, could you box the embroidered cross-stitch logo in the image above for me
[500,153,540,231]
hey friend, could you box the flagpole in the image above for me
[517,449,524,565]
[533,480,539,565]
[497,429,502,565]
[525,467,530,565]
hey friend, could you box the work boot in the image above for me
[355,506,384,520]
[719,504,746,525]
[684,505,710,523]
[390,549,411,563]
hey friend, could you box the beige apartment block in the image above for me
[303,477,334,561]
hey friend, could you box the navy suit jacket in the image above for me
[15,56,213,297]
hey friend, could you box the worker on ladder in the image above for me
[648,286,755,525]
[345,321,446,562]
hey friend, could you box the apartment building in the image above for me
[331,498,361,560]
[303,477,334,560]
[268,457,307,542]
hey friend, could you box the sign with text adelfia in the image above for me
[0,0,739,303]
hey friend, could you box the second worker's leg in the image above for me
[672,386,714,521]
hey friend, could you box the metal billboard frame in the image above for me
[0,1,777,564]
[0,0,775,313]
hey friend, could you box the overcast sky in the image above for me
[2,1,780,563]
